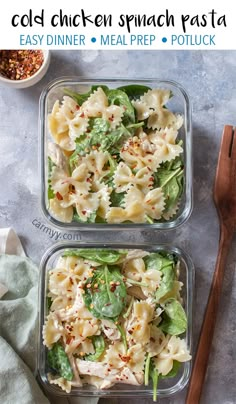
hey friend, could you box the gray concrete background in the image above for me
[0,50,235,403]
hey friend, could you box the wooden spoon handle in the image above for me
[186,226,233,404]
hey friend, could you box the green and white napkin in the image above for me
[0,228,98,404]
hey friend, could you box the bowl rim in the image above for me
[0,49,50,83]
[39,77,193,231]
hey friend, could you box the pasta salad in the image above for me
[43,248,191,401]
[47,85,184,224]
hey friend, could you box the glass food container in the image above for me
[37,242,194,399]
[40,78,192,230]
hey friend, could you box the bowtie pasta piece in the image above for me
[125,186,165,220]
[163,202,180,220]
[106,201,145,224]
[43,312,64,348]
[148,128,183,163]
[81,87,124,129]
[50,164,91,197]
[48,373,72,393]
[153,336,191,376]
[81,150,110,182]
[132,89,183,130]
[114,162,154,194]
[48,97,89,151]
[146,326,167,357]
[49,198,73,223]
[120,133,162,171]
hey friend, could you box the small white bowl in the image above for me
[0,50,50,89]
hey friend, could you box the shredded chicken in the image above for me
[76,359,142,386]
[68,354,82,387]
[127,286,146,300]
[101,319,121,341]
[123,249,150,263]
[48,142,69,173]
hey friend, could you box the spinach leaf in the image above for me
[105,125,131,154]
[143,253,176,301]
[95,216,106,223]
[62,249,126,264]
[160,361,180,379]
[47,343,73,381]
[85,335,105,361]
[146,215,154,224]
[144,354,159,401]
[48,157,55,200]
[117,84,151,100]
[69,123,130,160]
[150,358,159,402]
[47,296,53,312]
[70,118,110,160]
[126,121,144,132]
[110,191,125,207]
[64,85,109,105]
[144,252,176,272]
[116,323,127,352]
[107,89,135,125]
[144,352,151,386]
[73,209,97,223]
[103,154,118,186]
[89,117,110,134]
[107,153,118,173]
[155,265,176,301]
[69,134,87,169]
[154,157,184,212]
[160,298,187,335]
[48,186,55,200]
[83,265,127,319]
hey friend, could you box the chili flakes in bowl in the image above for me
[0,50,44,80]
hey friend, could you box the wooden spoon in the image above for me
[186,125,236,403]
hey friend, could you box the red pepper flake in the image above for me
[118,354,130,363]
[82,210,86,215]
[66,336,75,344]
[0,50,44,80]
[80,112,85,118]
[56,192,63,200]
[150,337,155,343]
[76,105,80,110]
[110,284,117,292]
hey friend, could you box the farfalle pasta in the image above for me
[46,85,185,224]
[43,248,191,400]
